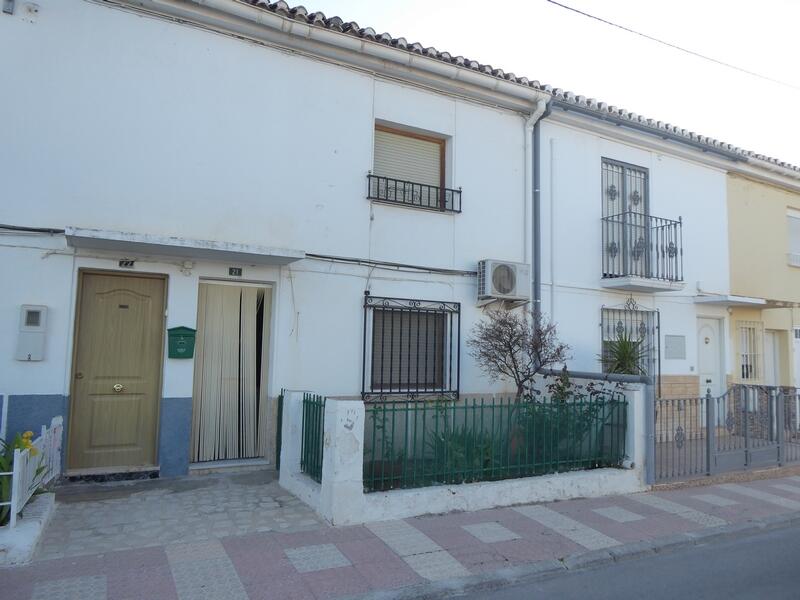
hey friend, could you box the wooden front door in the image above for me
[68,272,165,472]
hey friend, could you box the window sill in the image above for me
[368,197,460,215]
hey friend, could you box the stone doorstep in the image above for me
[0,492,55,566]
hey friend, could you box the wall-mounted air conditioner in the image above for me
[477,260,530,302]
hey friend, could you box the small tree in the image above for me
[467,309,569,400]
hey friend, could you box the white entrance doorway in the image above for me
[697,317,724,397]
[191,281,273,463]
[764,330,782,387]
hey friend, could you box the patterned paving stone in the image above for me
[692,493,739,507]
[592,506,645,523]
[403,550,471,581]
[629,494,727,528]
[31,575,107,600]
[720,483,800,510]
[365,520,440,557]
[285,543,352,573]
[462,522,520,543]
[772,483,800,495]
[514,505,621,550]
[37,472,322,561]
[166,540,248,600]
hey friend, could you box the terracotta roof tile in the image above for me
[245,0,800,176]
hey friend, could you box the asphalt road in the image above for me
[461,524,800,600]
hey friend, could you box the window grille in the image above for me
[600,297,660,393]
[362,293,460,400]
[738,321,763,382]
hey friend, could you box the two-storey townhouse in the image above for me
[536,96,734,401]
[727,174,800,389]
[0,0,549,477]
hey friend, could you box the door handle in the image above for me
[705,379,712,384]
[75,372,84,380]
[112,383,125,393]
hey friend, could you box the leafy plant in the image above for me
[0,431,44,526]
[599,331,648,375]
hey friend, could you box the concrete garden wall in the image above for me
[279,386,648,525]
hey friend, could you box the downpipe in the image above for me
[525,99,548,315]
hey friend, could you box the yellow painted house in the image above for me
[727,174,800,388]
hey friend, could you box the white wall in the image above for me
[539,119,731,378]
[0,0,526,272]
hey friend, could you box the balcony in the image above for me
[367,174,461,213]
[601,211,684,292]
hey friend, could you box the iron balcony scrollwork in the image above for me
[601,211,683,282]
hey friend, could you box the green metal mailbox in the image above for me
[167,326,196,359]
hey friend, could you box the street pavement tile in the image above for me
[592,506,646,523]
[449,545,510,573]
[336,538,401,565]
[242,577,315,600]
[102,545,169,572]
[692,494,740,507]
[719,483,800,510]
[165,540,228,564]
[462,521,521,543]
[285,543,352,573]
[492,537,566,563]
[403,550,471,581]
[772,483,800,495]
[228,552,298,583]
[366,520,441,556]
[514,505,621,550]
[353,559,423,589]
[301,564,372,599]
[31,575,107,600]
[629,493,727,528]
[169,556,249,600]
[106,564,178,600]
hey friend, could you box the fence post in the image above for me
[644,380,655,486]
[705,388,715,476]
[9,448,20,528]
[742,386,750,466]
[777,390,785,466]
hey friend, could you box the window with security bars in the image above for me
[600,300,659,386]
[362,294,460,400]
[738,321,763,381]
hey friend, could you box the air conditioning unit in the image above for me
[477,260,531,302]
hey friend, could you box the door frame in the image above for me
[697,316,724,398]
[190,278,275,464]
[66,268,168,475]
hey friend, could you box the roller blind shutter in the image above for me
[788,209,800,255]
[374,129,442,187]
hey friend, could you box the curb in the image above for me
[349,511,800,600]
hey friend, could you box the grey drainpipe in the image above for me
[532,102,552,321]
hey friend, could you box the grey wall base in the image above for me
[1,394,193,479]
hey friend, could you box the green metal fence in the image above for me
[301,393,325,483]
[363,394,627,493]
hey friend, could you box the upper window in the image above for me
[362,294,460,400]
[787,208,800,266]
[368,125,461,213]
[601,159,648,218]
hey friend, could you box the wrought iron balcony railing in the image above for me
[602,211,683,282]
[367,174,462,213]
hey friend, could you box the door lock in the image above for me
[706,379,712,384]
[74,372,84,379]
[112,383,125,393]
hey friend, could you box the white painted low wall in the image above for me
[279,385,649,525]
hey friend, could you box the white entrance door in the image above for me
[697,318,723,397]
[764,330,781,387]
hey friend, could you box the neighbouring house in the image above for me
[726,175,800,389]
[1,0,800,500]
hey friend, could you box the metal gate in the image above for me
[654,385,800,482]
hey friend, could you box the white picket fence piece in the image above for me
[1,416,63,528]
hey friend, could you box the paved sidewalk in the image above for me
[6,474,800,599]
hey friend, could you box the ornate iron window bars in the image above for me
[362,292,461,401]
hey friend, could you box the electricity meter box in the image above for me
[15,305,47,361]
